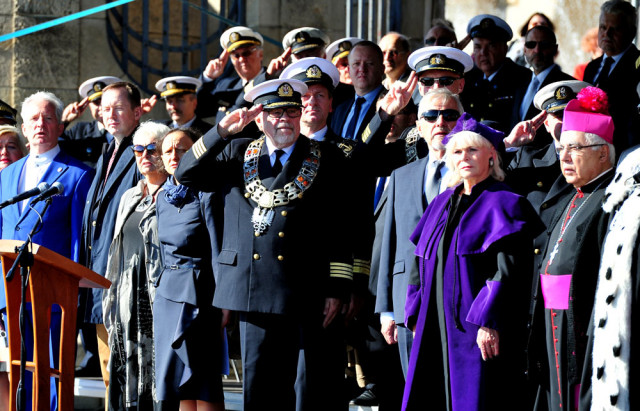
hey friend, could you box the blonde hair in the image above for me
[444,130,505,187]
[0,125,28,156]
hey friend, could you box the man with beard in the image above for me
[375,89,462,376]
[155,75,212,135]
[176,79,352,410]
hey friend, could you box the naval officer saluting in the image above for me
[176,78,352,410]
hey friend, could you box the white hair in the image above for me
[132,121,171,145]
[21,91,64,123]
[584,132,615,165]
[418,88,463,117]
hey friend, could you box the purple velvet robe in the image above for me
[402,180,542,411]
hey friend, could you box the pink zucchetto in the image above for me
[561,87,614,144]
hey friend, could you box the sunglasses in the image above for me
[132,143,157,156]
[419,77,457,87]
[524,40,556,50]
[421,109,461,122]
[266,107,302,119]
[231,47,257,60]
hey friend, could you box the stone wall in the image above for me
[0,0,622,126]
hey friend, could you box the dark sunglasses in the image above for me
[132,143,157,156]
[231,47,257,60]
[524,40,556,50]
[421,109,461,122]
[266,107,302,119]
[419,77,457,87]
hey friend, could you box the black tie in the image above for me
[272,149,285,176]
[344,97,366,141]
[595,56,614,87]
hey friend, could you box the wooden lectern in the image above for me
[0,240,111,411]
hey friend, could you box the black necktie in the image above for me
[344,97,365,141]
[595,56,614,87]
[271,149,284,176]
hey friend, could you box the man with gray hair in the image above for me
[527,88,615,411]
[375,88,463,376]
[0,91,94,410]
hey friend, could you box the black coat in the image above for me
[461,59,532,133]
[196,69,267,138]
[175,129,354,315]
[506,142,561,209]
[80,135,142,323]
[584,46,640,155]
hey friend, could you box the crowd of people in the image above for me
[1,0,639,410]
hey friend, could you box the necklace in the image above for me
[244,136,321,235]
[544,179,607,274]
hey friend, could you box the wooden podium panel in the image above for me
[1,240,110,411]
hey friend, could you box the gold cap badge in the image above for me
[278,83,293,97]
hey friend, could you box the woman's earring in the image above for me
[489,158,494,167]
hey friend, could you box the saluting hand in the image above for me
[204,49,230,80]
[140,95,158,114]
[504,110,547,149]
[61,97,90,123]
[379,71,418,118]
[267,47,292,78]
[217,104,263,138]
[477,326,500,361]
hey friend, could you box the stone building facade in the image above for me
[0,0,607,125]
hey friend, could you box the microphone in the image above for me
[29,182,64,205]
[0,182,50,209]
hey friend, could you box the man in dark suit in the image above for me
[80,82,142,395]
[511,26,574,147]
[0,91,94,410]
[59,76,121,167]
[155,75,212,136]
[196,26,267,129]
[583,0,640,155]
[330,40,386,142]
[461,14,532,132]
[176,79,352,410]
[375,89,462,377]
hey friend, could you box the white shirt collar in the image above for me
[27,145,61,165]
[308,125,328,141]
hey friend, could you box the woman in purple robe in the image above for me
[402,115,543,411]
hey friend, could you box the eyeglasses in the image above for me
[132,143,157,156]
[524,40,556,50]
[266,107,302,119]
[421,109,461,122]
[231,47,257,60]
[555,143,605,156]
[419,77,458,87]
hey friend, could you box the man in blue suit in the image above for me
[375,89,463,376]
[79,82,142,395]
[0,91,94,410]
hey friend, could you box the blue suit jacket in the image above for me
[374,156,429,325]
[0,149,94,309]
[80,136,141,323]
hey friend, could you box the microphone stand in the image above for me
[4,197,53,411]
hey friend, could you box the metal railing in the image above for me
[105,0,244,95]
